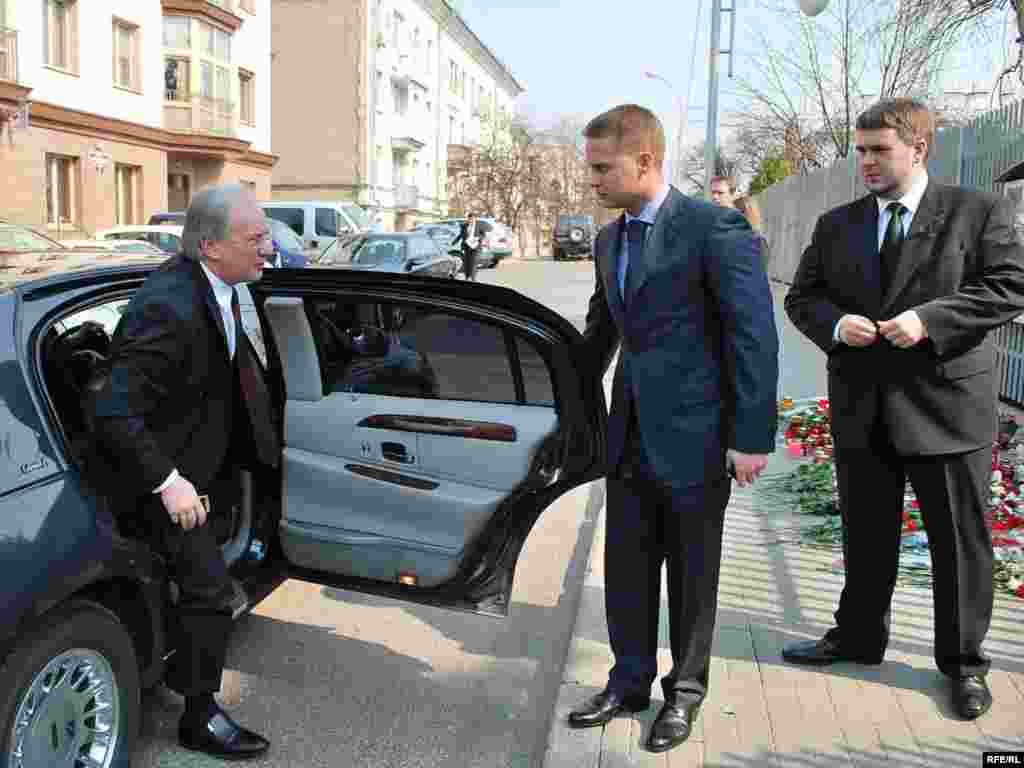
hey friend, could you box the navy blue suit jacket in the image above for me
[583,187,779,489]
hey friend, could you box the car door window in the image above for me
[265,207,305,237]
[315,208,339,237]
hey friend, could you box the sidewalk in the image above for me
[541,453,1024,767]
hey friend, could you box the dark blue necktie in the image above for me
[623,219,648,307]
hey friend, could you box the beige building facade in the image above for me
[0,0,275,239]
[271,0,522,231]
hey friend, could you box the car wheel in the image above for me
[0,600,140,768]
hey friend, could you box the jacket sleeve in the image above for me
[91,296,189,496]
[581,230,620,378]
[915,195,1024,356]
[704,208,780,454]
[784,216,846,354]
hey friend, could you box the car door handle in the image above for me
[381,442,414,463]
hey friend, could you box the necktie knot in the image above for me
[886,201,907,218]
[626,219,648,248]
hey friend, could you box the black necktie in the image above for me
[232,289,279,468]
[624,219,648,307]
[880,201,906,291]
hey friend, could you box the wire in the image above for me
[685,0,707,135]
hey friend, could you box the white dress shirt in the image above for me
[154,263,239,494]
[833,171,929,344]
[618,183,672,297]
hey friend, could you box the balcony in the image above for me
[395,184,419,210]
[0,28,18,83]
[391,114,430,152]
[164,94,236,137]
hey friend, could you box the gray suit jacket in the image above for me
[583,187,780,489]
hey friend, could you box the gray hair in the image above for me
[181,183,250,261]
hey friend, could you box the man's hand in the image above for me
[838,314,879,347]
[160,475,207,531]
[727,450,769,487]
[877,310,928,349]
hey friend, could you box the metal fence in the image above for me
[756,96,1024,405]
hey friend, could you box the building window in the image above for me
[115,164,141,225]
[449,59,457,95]
[112,18,140,91]
[239,68,254,125]
[163,16,190,49]
[201,21,231,63]
[391,11,403,50]
[426,39,432,74]
[46,154,77,225]
[43,0,77,73]
[164,56,190,101]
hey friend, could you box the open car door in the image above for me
[253,271,606,616]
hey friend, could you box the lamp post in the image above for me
[644,71,686,189]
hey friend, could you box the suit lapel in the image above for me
[624,186,683,308]
[850,196,882,316]
[190,258,232,359]
[880,182,947,315]
[600,214,626,321]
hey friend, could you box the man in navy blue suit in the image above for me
[569,104,779,753]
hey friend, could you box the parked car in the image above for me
[60,239,167,257]
[0,248,605,767]
[433,217,510,268]
[321,232,461,277]
[261,200,372,255]
[412,222,462,253]
[552,214,595,261]
[266,217,315,267]
[95,225,184,255]
[0,222,66,252]
[147,211,186,226]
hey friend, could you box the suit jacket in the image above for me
[92,254,242,499]
[785,182,1024,456]
[453,219,490,253]
[583,187,780,489]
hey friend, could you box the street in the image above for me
[131,260,610,768]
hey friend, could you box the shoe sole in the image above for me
[647,733,691,753]
[179,741,270,761]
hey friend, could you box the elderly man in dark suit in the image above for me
[784,98,1024,719]
[93,184,278,759]
[568,104,779,753]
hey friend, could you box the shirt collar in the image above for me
[625,183,672,226]
[199,261,235,310]
[876,171,929,218]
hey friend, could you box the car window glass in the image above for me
[315,208,339,237]
[516,337,554,406]
[340,203,370,231]
[309,300,517,403]
[265,207,304,236]
[352,238,404,266]
[0,225,63,251]
[269,220,303,252]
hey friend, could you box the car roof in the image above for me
[96,225,184,236]
[0,250,163,293]
[261,200,362,207]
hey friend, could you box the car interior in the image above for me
[38,284,564,593]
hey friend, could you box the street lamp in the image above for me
[798,0,830,16]
[644,71,686,189]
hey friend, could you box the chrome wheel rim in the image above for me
[8,649,120,768]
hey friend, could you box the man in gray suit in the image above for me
[568,104,779,753]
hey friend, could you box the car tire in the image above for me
[0,600,141,768]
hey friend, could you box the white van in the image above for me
[260,200,371,256]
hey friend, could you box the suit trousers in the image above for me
[832,411,993,678]
[604,401,731,699]
[134,466,240,696]
[462,247,479,281]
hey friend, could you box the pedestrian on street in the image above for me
[708,175,737,208]
[734,194,771,270]
[453,211,485,280]
[570,104,779,753]
[92,184,279,760]
[783,98,1024,720]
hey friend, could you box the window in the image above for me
[114,164,141,225]
[163,16,190,49]
[112,19,140,91]
[449,59,457,95]
[201,22,231,62]
[239,69,255,125]
[265,207,304,236]
[426,39,432,74]
[315,208,339,237]
[516,337,554,406]
[45,154,77,225]
[164,56,190,101]
[43,0,77,73]
[391,11,403,50]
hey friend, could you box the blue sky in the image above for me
[457,0,1019,179]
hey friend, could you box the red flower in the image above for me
[1016,584,1024,599]
[904,520,917,532]
[992,520,1009,531]
[910,499,920,509]
[818,399,829,410]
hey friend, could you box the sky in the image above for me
[456,0,1021,182]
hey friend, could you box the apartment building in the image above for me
[271,0,522,230]
[0,0,274,238]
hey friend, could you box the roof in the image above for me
[0,249,163,293]
[261,200,365,208]
[96,225,183,236]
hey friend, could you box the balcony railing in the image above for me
[164,94,236,137]
[0,28,19,83]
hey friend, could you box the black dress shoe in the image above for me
[781,636,884,666]
[646,696,701,753]
[953,675,992,720]
[568,688,650,728]
[179,705,270,760]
